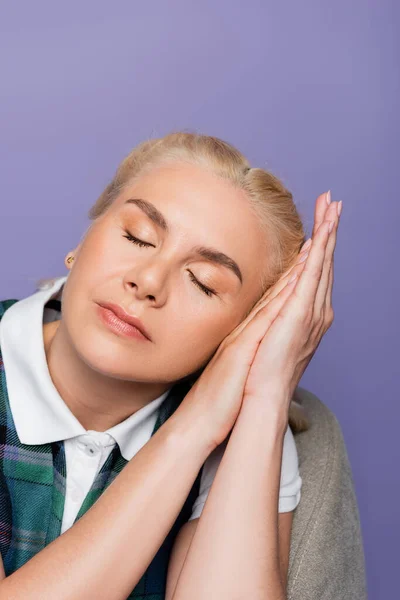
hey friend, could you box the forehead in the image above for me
[115,163,254,226]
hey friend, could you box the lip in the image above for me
[96,301,152,341]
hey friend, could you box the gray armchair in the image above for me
[288,387,367,600]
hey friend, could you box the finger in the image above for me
[232,192,332,335]
[325,256,334,314]
[324,203,341,314]
[276,242,311,283]
[228,264,300,344]
[244,253,305,317]
[276,190,331,282]
[237,272,298,343]
[313,190,332,237]
[288,217,333,315]
[314,202,339,316]
[262,253,308,305]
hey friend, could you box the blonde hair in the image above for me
[38,130,310,433]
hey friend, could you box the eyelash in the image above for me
[122,231,217,297]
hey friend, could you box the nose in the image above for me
[124,259,170,304]
[128,281,156,302]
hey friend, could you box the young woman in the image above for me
[0,132,341,599]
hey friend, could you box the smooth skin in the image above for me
[175,190,340,451]
[168,192,341,599]
[41,162,272,433]
[0,162,340,598]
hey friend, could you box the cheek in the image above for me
[85,230,118,262]
[75,232,123,282]
[177,313,234,358]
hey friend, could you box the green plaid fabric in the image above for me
[0,298,203,598]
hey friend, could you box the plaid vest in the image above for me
[0,298,203,598]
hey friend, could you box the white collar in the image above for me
[0,275,172,460]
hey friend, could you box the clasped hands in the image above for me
[240,191,341,415]
[178,191,342,450]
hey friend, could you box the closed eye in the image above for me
[123,231,150,248]
[122,231,217,297]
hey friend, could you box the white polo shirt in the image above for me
[0,275,302,534]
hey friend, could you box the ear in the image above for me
[64,243,81,269]
[64,222,94,269]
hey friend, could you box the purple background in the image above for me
[1,1,398,597]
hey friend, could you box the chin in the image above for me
[75,338,144,379]
[71,336,165,383]
[69,318,196,383]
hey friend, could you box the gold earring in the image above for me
[67,255,74,264]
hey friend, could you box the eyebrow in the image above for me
[124,198,243,285]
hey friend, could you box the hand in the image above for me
[242,192,341,416]
[175,191,340,450]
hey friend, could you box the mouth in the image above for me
[95,302,152,342]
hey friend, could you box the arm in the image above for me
[166,511,293,600]
[167,193,337,599]
[169,391,289,600]
[0,410,214,600]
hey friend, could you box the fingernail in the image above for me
[298,251,309,263]
[301,238,312,252]
[287,273,298,285]
[338,200,342,217]
[326,190,331,205]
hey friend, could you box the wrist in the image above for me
[164,404,217,459]
[241,388,290,435]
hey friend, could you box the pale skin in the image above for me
[0,162,341,598]
[169,190,340,599]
